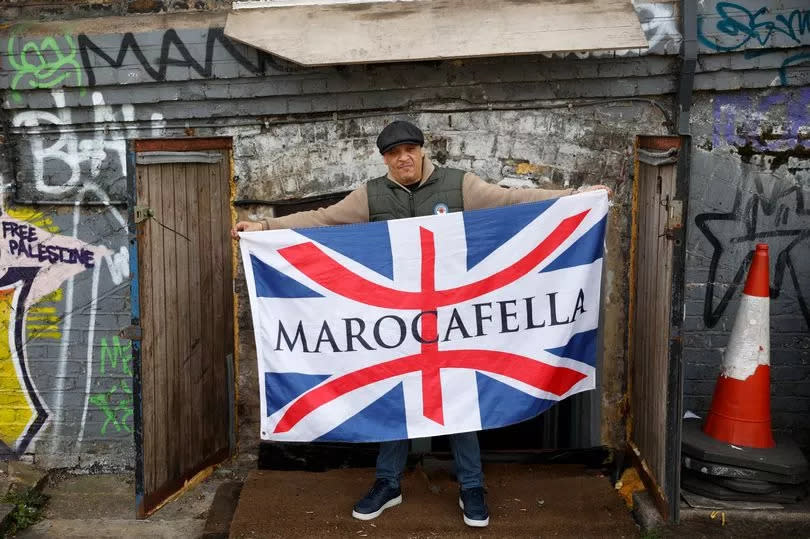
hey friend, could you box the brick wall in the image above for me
[2,0,808,470]
[1,0,231,21]
[681,0,810,451]
[0,8,677,466]
[232,105,666,455]
[684,87,810,449]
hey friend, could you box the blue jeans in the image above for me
[375,432,483,489]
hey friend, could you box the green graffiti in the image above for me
[7,34,84,102]
[89,381,133,435]
[99,336,133,377]
[90,337,133,435]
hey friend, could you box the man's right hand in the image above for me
[231,220,263,239]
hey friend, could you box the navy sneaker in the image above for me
[459,486,489,527]
[352,479,402,520]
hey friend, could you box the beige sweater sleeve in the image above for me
[261,185,370,230]
[462,173,574,210]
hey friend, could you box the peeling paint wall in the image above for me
[686,88,810,450]
[233,106,665,455]
[0,4,682,469]
[1,0,232,21]
[13,0,793,469]
[686,0,810,450]
[0,207,131,468]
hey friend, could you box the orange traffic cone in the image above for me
[703,244,775,449]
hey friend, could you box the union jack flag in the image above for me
[240,191,607,442]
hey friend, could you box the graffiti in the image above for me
[104,246,130,286]
[777,51,810,86]
[695,177,810,328]
[713,88,810,151]
[7,34,83,103]
[541,1,682,59]
[698,2,810,85]
[26,289,63,341]
[12,87,142,449]
[6,26,269,94]
[13,88,166,205]
[77,27,266,87]
[634,1,682,55]
[88,337,133,435]
[4,209,63,342]
[0,267,47,457]
[2,221,97,268]
[698,3,810,52]
[0,213,110,308]
[12,90,134,198]
[0,212,111,456]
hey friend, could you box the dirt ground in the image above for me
[229,462,639,538]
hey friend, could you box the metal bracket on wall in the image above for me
[666,199,683,235]
[134,206,154,224]
[119,325,143,341]
[658,197,684,240]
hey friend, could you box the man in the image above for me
[233,120,610,528]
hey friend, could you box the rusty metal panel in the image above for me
[135,137,232,152]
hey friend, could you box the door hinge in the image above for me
[119,325,143,341]
[660,197,683,240]
[666,199,683,234]
[134,206,154,224]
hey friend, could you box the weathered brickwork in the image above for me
[1,0,231,21]
[1,0,808,470]
[685,87,810,448]
[231,105,663,454]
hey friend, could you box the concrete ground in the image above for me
[662,496,810,538]
[15,464,247,538]
[8,460,809,538]
[229,462,640,538]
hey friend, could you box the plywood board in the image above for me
[225,0,648,66]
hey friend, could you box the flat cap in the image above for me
[376,120,424,154]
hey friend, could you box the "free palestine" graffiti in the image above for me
[2,221,96,268]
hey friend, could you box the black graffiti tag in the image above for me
[77,27,272,87]
[0,267,48,458]
[695,179,810,328]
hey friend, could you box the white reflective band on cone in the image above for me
[721,294,770,381]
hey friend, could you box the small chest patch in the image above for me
[433,202,449,215]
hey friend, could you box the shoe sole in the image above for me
[459,498,490,527]
[352,495,402,521]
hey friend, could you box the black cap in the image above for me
[376,120,424,154]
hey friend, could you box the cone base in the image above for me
[703,365,775,449]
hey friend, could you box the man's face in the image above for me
[382,144,424,185]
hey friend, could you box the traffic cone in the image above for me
[703,244,775,449]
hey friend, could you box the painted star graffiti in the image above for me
[694,178,810,329]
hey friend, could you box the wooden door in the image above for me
[129,138,234,518]
[627,136,683,521]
